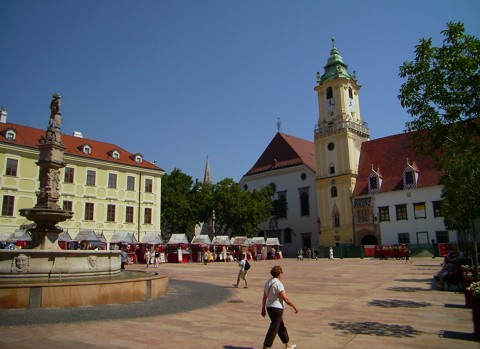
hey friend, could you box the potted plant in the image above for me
[462,265,478,308]
[467,281,480,338]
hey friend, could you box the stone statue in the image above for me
[49,93,62,129]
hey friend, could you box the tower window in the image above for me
[331,186,337,197]
[326,87,333,99]
[329,164,335,174]
[348,87,353,99]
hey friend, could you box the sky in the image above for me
[1,0,479,183]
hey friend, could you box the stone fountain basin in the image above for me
[0,251,168,308]
[0,250,121,278]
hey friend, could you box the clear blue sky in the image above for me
[1,0,479,182]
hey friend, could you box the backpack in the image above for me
[244,260,251,271]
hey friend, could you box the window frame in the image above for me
[63,200,73,212]
[378,206,390,222]
[127,176,135,191]
[64,167,75,183]
[126,206,134,223]
[108,173,118,189]
[395,204,408,221]
[2,195,15,216]
[107,204,116,222]
[413,202,426,219]
[144,178,153,193]
[84,202,94,221]
[6,158,18,176]
[86,170,96,186]
[144,207,152,224]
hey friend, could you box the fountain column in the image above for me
[19,93,73,250]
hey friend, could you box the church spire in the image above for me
[203,156,212,184]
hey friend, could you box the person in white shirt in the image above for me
[261,265,298,349]
[234,254,248,288]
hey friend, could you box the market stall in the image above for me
[109,231,138,264]
[139,232,165,264]
[166,234,190,263]
[190,235,211,262]
[8,229,32,249]
[266,237,283,259]
[0,232,15,249]
[58,231,76,250]
[250,237,266,260]
[74,230,107,250]
[230,236,250,261]
[212,235,233,262]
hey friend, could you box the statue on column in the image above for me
[43,93,63,144]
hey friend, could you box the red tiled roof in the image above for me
[353,132,443,196]
[244,132,315,176]
[0,122,164,172]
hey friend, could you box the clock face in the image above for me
[348,98,356,112]
[326,98,336,112]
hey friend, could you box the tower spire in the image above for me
[203,156,212,184]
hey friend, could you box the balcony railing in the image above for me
[315,120,370,138]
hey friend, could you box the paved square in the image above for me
[0,257,477,348]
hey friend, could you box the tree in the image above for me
[398,21,480,274]
[161,168,201,239]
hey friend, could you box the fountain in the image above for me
[0,94,168,308]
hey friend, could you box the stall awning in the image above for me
[266,238,282,246]
[59,231,74,242]
[167,234,189,245]
[191,235,211,245]
[0,232,13,242]
[7,230,32,242]
[250,237,266,245]
[212,236,231,246]
[74,230,107,243]
[109,231,137,244]
[230,236,249,246]
[140,232,164,244]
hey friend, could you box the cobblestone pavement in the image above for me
[0,257,478,349]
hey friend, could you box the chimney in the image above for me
[0,108,7,124]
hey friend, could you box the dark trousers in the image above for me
[263,307,289,347]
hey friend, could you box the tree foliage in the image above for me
[398,22,480,270]
[161,171,275,239]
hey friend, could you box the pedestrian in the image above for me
[120,247,128,270]
[306,248,312,259]
[329,247,335,260]
[154,250,160,267]
[261,265,298,349]
[405,249,412,264]
[144,249,151,267]
[234,253,248,288]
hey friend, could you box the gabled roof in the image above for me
[249,237,266,245]
[167,234,189,245]
[0,122,164,172]
[266,237,282,246]
[231,236,249,246]
[191,235,212,245]
[74,230,107,242]
[353,132,443,196]
[141,232,164,244]
[244,132,315,176]
[109,231,137,244]
[212,236,231,246]
[58,231,74,242]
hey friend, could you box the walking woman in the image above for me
[261,265,298,349]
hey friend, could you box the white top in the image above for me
[239,258,246,270]
[264,278,285,309]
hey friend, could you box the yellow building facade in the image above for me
[0,110,164,242]
[314,39,370,247]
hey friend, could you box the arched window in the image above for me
[331,186,337,197]
[300,191,309,216]
[333,211,340,228]
[278,192,287,218]
[326,87,333,99]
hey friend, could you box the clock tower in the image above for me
[314,38,370,247]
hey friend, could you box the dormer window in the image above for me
[81,144,92,154]
[5,130,16,141]
[368,166,382,194]
[135,155,143,163]
[112,150,120,160]
[403,159,419,189]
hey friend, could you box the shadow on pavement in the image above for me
[329,321,424,338]
[369,299,431,308]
